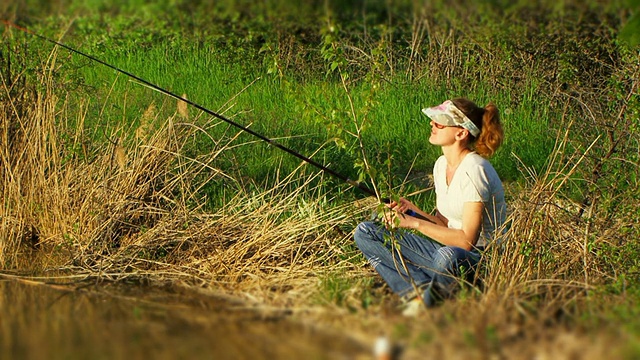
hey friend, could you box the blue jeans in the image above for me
[354,221,481,307]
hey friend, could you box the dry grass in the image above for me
[0,52,368,305]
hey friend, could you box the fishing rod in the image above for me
[2,20,430,222]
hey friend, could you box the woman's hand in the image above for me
[382,209,418,230]
[385,197,419,215]
[383,197,423,229]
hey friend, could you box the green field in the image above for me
[2,0,640,358]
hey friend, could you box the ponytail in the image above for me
[475,103,503,158]
[452,98,504,158]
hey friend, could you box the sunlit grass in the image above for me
[53,41,556,194]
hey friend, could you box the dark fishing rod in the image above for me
[2,20,430,222]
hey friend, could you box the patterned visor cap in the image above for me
[421,100,480,137]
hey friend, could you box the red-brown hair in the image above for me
[452,98,503,158]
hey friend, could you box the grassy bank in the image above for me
[2,0,640,358]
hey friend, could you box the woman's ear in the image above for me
[455,128,470,141]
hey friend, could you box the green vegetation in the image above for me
[1,0,639,358]
[5,0,565,188]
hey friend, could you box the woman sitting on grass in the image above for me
[354,97,506,314]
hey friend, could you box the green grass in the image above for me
[51,40,554,183]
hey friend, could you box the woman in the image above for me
[354,98,506,313]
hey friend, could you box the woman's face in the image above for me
[428,120,461,146]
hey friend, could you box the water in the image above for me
[0,279,369,360]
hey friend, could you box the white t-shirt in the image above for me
[433,152,506,248]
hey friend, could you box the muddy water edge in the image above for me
[0,279,370,359]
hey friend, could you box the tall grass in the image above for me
[0,46,366,294]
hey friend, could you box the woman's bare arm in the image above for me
[385,201,484,250]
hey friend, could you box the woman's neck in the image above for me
[442,145,471,169]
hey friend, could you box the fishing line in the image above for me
[2,20,430,222]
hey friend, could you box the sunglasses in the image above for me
[432,122,463,130]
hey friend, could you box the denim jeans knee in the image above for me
[431,246,480,281]
[422,246,481,307]
[353,221,382,248]
[353,221,432,296]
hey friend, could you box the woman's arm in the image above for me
[385,201,484,250]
